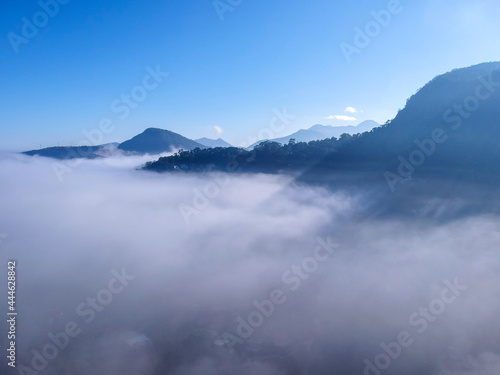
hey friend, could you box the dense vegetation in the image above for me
[143,134,359,173]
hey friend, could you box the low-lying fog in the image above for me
[1,153,499,375]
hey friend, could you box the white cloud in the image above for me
[345,107,358,113]
[214,125,223,135]
[326,115,357,121]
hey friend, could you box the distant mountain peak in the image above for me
[143,127,167,133]
[248,120,379,149]
[118,128,204,154]
[195,137,233,148]
[309,124,334,131]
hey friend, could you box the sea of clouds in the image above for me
[1,152,499,375]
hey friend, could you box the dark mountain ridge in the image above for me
[307,62,500,183]
[118,128,205,154]
[23,143,119,160]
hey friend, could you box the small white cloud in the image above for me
[214,126,223,135]
[345,107,358,114]
[326,115,357,121]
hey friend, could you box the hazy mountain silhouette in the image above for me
[23,128,206,159]
[23,143,119,159]
[247,120,378,148]
[195,137,233,148]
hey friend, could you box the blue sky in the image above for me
[1,0,500,150]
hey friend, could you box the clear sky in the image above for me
[1,0,500,150]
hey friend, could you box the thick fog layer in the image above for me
[1,153,499,375]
